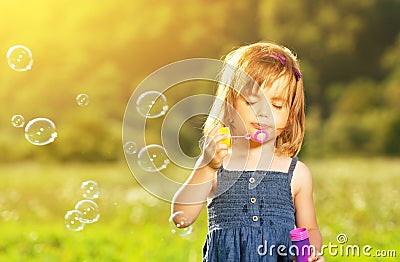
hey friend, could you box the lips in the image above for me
[251,123,271,130]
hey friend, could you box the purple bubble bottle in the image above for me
[290,228,311,262]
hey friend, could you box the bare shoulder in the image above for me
[293,160,312,178]
[292,159,313,195]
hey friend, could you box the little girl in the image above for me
[172,42,324,261]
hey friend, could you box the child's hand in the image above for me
[307,250,324,262]
[308,255,324,261]
[201,125,229,170]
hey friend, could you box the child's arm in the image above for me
[292,161,323,257]
[171,160,217,226]
[171,125,229,227]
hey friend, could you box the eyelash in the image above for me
[245,100,283,109]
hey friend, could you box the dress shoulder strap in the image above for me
[288,156,298,174]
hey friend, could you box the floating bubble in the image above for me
[124,141,137,155]
[65,210,85,232]
[74,199,100,224]
[136,91,168,118]
[76,93,89,107]
[24,118,57,146]
[198,136,206,151]
[169,211,193,237]
[81,180,99,200]
[6,45,33,72]
[137,144,170,172]
[11,114,25,128]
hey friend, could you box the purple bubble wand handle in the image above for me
[290,228,311,262]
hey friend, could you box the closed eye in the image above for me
[270,97,285,109]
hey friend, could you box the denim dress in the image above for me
[203,157,298,262]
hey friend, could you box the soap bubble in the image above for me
[123,141,137,155]
[137,144,170,172]
[11,114,25,128]
[24,118,57,146]
[65,210,85,232]
[74,199,100,224]
[76,94,89,107]
[6,45,33,72]
[81,180,99,200]
[136,91,168,118]
[169,211,193,236]
[198,136,206,151]
[123,58,277,202]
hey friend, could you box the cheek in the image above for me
[236,104,254,117]
[273,110,289,127]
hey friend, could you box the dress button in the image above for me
[250,197,256,203]
[249,177,255,184]
[252,215,259,222]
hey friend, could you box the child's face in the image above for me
[233,77,290,139]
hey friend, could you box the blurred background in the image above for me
[0,0,399,261]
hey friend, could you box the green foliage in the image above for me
[259,0,400,120]
[0,0,399,160]
[303,73,400,157]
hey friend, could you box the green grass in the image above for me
[0,158,399,261]
[309,157,400,261]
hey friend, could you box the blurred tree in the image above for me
[0,0,265,162]
[381,34,400,155]
[0,0,398,161]
[258,0,400,120]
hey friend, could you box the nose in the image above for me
[257,107,270,118]
[253,99,271,118]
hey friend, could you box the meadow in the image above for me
[0,157,398,261]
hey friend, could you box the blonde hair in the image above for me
[204,41,305,157]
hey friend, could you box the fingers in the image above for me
[208,124,221,136]
[308,255,324,262]
[201,125,230,169]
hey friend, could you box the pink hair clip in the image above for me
[293,67,302,80]
[264,53,302,81]
[265,54,286,65]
